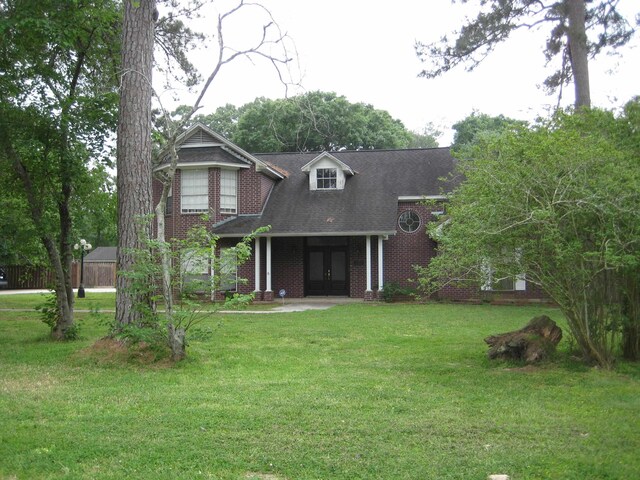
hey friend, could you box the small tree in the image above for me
[116,0,295,330]
[119,216,269,361]
[417,104,640,367]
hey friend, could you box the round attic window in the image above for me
[398,210,421,233]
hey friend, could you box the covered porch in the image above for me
[249,235,387,301]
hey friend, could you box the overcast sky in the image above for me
[157,0,640,145]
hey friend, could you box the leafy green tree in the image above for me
[119,219,267,361]
[0,0,120,338]
[170,93,429,153]
[193,103,242,140]
[418,103,640,367]
[416,1,635,108]
[451,111,527,152]
[73,166,118,248]
[407,124,441,149]
[232,91,413,152]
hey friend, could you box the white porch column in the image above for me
[377,235,384,292]
[365,235,372,292]
[254,237,261,293]
[265,236,272,293]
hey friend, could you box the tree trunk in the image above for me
[167,323,186,362]
[116,0,156,326]
[485,315,563,363]
[0,128,75,339]
[566,0,591,108]
[155,180,174,316]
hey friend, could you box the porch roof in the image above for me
[212,147,457,237]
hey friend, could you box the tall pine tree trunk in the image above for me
[116,0,156,326]
[566,0,591,108]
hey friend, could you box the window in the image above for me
[165,186,173,215]
[482,270,526,291]
[181,249,210,293]
[218,247,238,291]
[220,169,237,214]
[398,210,421,233]
[181,169,208,213]
[481,253,526,292]
[316,168,337,189]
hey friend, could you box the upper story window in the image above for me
[316,168,337,189]
[220,169,237,214]
[181,169,208,213]
[302,153,354,191]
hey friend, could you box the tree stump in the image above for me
[484,315,562,363]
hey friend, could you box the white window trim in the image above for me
[220,169,237,214]
[480,258,526,292]
[181,169,209,213]
[316,167,338,190]
[217,247,238,292]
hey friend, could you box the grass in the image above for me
[0,292,116,311]
[1,298,639,479]
[0,292,277,312]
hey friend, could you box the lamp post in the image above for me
[74,239,92,298]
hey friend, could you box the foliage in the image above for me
[418,103,640,367]
[0,0,121,339]
[381,282,416,303]
[416,0,635,107]
[2,304,640,479]
[451,111,528,153]
[35,292,81,340]
[117,216,267,360]
[191,91,414,152]
[35,292,62,332]
[406,123,441,149]
[72,165,118,247]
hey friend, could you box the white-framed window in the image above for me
[480,252,526,292]
[398,210,421,233]
[316,168,337,189]
[181,169,209,213]
[220,169,237,214]
[181,249,210,292]
[218,247,238,292]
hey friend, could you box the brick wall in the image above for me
[152,156,549,303]
[270,237,305,298]
[383,202,438,292]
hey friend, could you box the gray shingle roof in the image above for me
[175,147,250,166]
[84,246,117,262]
[212,148,457,237]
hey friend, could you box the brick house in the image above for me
[153,123,540,302]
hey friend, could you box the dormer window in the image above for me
[302,152,354,191]
[316,168,337,189]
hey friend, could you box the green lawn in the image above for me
[0,292,276,312]
[0,292,117,311]
[1,299,638,479]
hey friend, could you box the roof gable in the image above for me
[301,152,355,176]
[156,123,285,179]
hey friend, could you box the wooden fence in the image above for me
[4,262,116,289]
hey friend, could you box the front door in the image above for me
[306,246,349,296]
